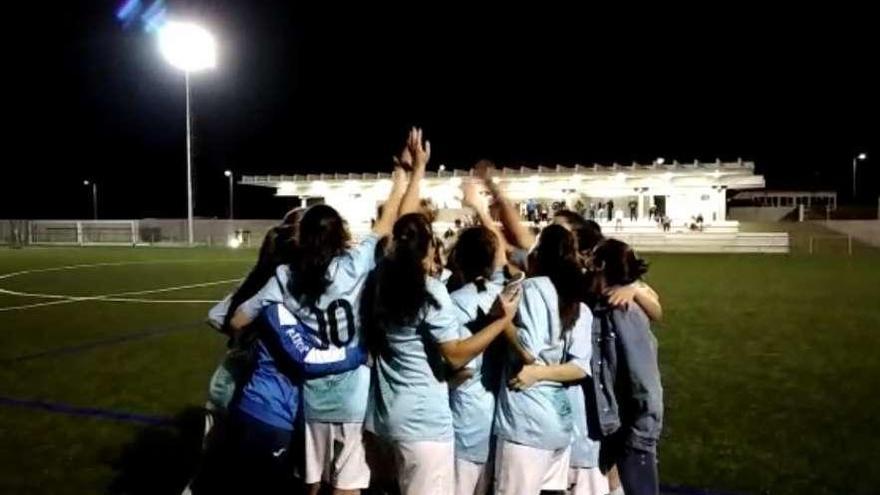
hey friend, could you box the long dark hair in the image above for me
[590,238,649,289]
[365,214,439,357]
[381,213,438,323]
[452,226,497,292]
[223,224,297,332]
[529,224,588,331]
[288,204,350,306]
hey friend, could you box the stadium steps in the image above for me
[611,232,790,253]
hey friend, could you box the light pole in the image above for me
[83,180,98,220]
[852,153,867,199]
[224,170,234,220]
[158,21,217,245]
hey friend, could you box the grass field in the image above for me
[0,246,879,494]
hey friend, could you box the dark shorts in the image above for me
[227,410,297,494]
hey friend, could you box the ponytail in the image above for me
[365,213,439,356]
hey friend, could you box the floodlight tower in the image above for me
[158,21,217,245]
[853,153,867,199]
[224,170,234,220]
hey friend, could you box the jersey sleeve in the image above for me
[423,279,463,344]
[565,304,593,376]
[448,289,476,326]
[260,303,367,379]
[513,282,547,359]
[340,233,381,279]
[237,267,287,322]
[207,293,232,331]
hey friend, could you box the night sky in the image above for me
[4,3,877,220]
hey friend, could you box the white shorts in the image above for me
[395,440,455,495]
[493,439,570,494]
[454,457,491,495]
[304,422,371,489]
[568,466,610,495]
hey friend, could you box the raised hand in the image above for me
[407,127,431,171]
[460,179,486,212]
[473,159,495,182]
[394,144,414,172]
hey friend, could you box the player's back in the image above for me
[278,233,380,423]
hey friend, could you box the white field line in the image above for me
[0,260,248,312]
[0,279,239,312]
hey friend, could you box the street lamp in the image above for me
[853,153,868,199]
[655,157,665,165]
[158,20,217,245]
[83,180,98,220]
[224,170,234,220]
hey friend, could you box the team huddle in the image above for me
[193,129,664,495]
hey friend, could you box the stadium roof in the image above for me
[242,159,764,197]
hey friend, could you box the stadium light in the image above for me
[158,22,217,72]
[224,170,234,220]
[853,153,868,199]
[83,180,98,220]
[158,20,218,245]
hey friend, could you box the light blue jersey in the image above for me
[494,277,586,451]
[448,270,505,464]
[564,306,602,468]
[366,277,462,442]
[239,233,380,423]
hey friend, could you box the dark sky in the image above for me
[4,3,878,219]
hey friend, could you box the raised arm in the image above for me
[439,291,520,370]
[373,165,408,237]
[398,127,431,217]
[475,160,536,250]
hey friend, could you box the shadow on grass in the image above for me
[107,407,205,495]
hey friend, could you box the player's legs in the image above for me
[493,439,553,495]
[616,447,658,495]
[305,422,371,494]
[395,440,455,495]
[330,423,370,494]
[540,445,570,492]
[454,456,490,495]
[569,467,610,495]
[228,410,295,495]
[304,422,329,494]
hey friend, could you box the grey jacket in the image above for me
[586,303,663,453]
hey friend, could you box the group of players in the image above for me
[194,129,664,495]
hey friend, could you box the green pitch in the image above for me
[0,246,878,494]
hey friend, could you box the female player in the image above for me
[363,212,520,495]
[493,224,593,495]
[229,152,409,495]
[586,238,663,495]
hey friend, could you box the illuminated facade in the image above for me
[242,159,765,232]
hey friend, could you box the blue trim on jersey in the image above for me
[235,303,368,431]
